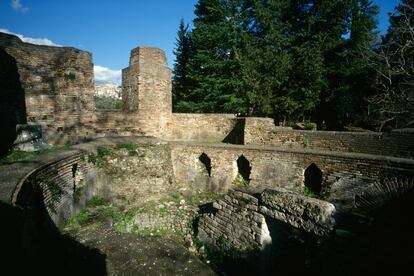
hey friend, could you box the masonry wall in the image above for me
[121,47,172,137]
[244,117,414,159]
[167,114,242,142]
[0,32,95,145]
[94,111,141,136]
[93,142,176,206]
[14,151,99,228]
[170,142,414,210]
[198,189,268,251]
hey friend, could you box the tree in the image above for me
[319,0,379,129]
[172,19,192,112]
[367,0,414,130]
[185,0,247,113]
[172,0,381,129]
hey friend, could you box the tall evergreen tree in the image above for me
[241,0,293,117]
[172,19,192,112]
[186,0,247,113]
[319,0,379,129]
[172,0,380,129]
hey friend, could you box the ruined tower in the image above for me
[122,47,172,136]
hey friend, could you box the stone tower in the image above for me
[122,47,172,136]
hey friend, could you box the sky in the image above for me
[0,0,402,84]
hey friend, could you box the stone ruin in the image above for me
[1,31,414,274]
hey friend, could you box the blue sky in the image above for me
[0,0,401,84]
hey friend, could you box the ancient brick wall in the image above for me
[94,111,141,136]
[14,151,99,228]
[121,47,172,137]
[93,142,175,206]
[244,117,414,159]
[198,188,336,251]
[198,189,269,251]
[170,142,414,210]
[167,113,242,142]
[0,32,95,145]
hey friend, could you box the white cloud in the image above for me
[0,28,62,46]
[94,65,122,84]
[11,0,29,13]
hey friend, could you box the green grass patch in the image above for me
[303,186,318,198]
[0,145,68,165]
[233,174,250,187]
[87,196,110,207]
[115,143,138,151]
[113,208,138,233]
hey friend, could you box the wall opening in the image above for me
[72,163,78,193]
[304,163,322,196]
[237,155,251,182]
[199,153,211,177]
[94,81,123,110]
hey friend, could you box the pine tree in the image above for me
[321,0,378,129]
[186,0,247,113]
[241,0,292,118]
[172,19,192,112]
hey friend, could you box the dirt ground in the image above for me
[74,224,216,276]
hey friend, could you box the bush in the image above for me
[95,96,122,109]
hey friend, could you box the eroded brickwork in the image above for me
[121,47,172,136]
[0,32,95,144]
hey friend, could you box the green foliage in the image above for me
[66,209,91,226]
[233,174,249,187]
[42,176,63,213]
[0,145,68,165]
[303,186,318,198]
[115,143,138,151]
[87,196,110,207]
[64,72,76,81]
[173,19,193,112]
[172,0,383,129]
[113,208,138,233]
[88,146,110,168]
[97,146,111,156]
[94,96,122,110]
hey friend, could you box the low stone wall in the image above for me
[94,111,141,136]
[198,188,336,251]
[167,113,242,142]
[198,189,270,251]
[93,141,176,206]
[244,118,414,159]
[259,188,336,236]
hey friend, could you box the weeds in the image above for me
[0,145,68,165]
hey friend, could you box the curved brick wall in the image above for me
[171,142,414,211]
[13,151,99,228]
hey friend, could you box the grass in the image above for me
[233,174,250,187]
[303,186,318,198]
[0,145,68,165]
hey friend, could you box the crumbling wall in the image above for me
[14,151,98,228]
[244,118,414,159]
[198,189,270,251]
[121,47,172,137]
[0,32,95,145]
[167,113,242,142]
[171,142,414,209]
